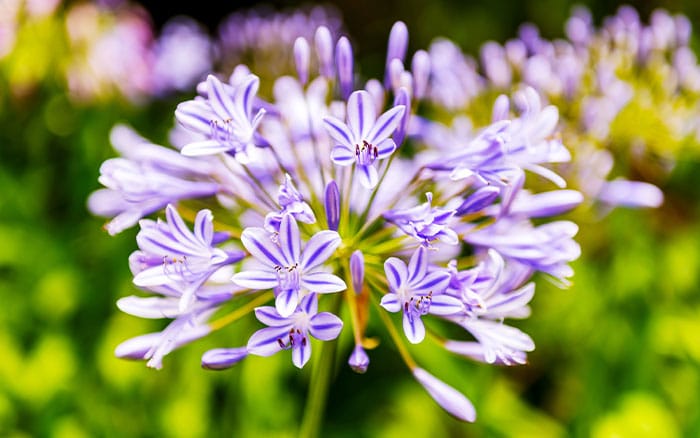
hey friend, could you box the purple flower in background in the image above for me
[384,192,458,247]
[87,125,220,235]
[265,174,316,232]
[380,247,461,343]
[233,214,346,317]
[176,74,266,162]
[247,294,343,368]
[324,90,405,188]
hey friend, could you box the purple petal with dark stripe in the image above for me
[375,138,397,160]
[347,90,376,140]
[330,145,355,166]
[254,306,293,327]
[411,270,451,295]
[357,164,378,189]
[194,209,214,245]
[279,214,301,265]
[403,311,426,344]
[408,246,428,284]
[275,288,299,318]
[309,312,343,340]
[207,75,236,120]
[300,230,341,271]
[236,75,260,119]
[292,337,311,368]
[181,139,232,156]
[301,272,347,293]
[232,270,278,290]
[175,101,216,134]
[323,117,354,147]
[367,105,405,144]
[241,227,286,268]
[384,257,408,292]
[428,295,463,315]
[300,293,317,315]
[380,293,401,312]
[247,326,291,357]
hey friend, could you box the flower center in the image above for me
[274,263,300,292]
[355,140,378,166]
[404,291,433,322]
[277,328,307,349]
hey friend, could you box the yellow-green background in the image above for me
[1,0,699,436]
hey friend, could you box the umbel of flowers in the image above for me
[90,20,582,423]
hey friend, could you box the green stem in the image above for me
[298,293,343,438]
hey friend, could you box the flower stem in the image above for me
[298,293,342,438]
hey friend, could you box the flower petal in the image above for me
[380,293,401,313]
[300,230,341,271]
[374,138,397,160]
[411,270,451,295]
[357,164,378,189]
[347,90,376,140]
[330,144,355,166]
[247,326,289,357]
[367,105,405,144]
[407,246,428,284]
[232,270,279,290]
[292,337,312,368]
[279,214,301,265]
[254,306,293,327]
[428,294,463,316]
[207,74,236,120]
[309,312,343,340]
[301,272,347,293]
[275,288,300,318]
[181,139,232,156]
[323,116,354,147]
[193,211,214,246]
[384,257,408,292]
[241,227,286,267]
[403,312,426,344]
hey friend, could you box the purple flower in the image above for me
[264,174,316,232]
[130,205,244,312]
[465,218,580,285]
[324,90,405,188]
[232,214,346,317]
[176,74,266,162]
[384,192,458,247]
[380,247,460,343]
[87,125,220,235]
[247,293,343,368]
[115,282,236,369]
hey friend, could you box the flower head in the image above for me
[233,214,346,317]
[247,294,343,368]
[324,90,405,188]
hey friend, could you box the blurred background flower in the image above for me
[1,0,700,437]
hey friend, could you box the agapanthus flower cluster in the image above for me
[420,5,700,212]
[91,19,583,422]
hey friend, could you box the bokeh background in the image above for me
[1,0,700,436]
